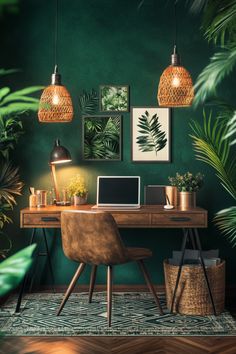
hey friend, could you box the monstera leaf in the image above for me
[0,244,36,297]
[136,111,167,155]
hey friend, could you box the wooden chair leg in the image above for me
[88,265,97,303]
[107,265,113,327]
[57,263,86,316]
[137,260,163,315]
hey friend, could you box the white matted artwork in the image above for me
[131,107,171,162]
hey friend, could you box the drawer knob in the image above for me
[41,217,59,222]
[170,217,191,222]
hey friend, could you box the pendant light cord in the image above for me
[174,0,178,48]
[54,0,58,68]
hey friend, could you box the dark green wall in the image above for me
[1,0,235,285]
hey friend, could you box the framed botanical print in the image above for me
[99,85,129,112]
[131,107,171,163]
[82,115,122,161]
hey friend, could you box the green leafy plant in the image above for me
[66,175,88,198]
[136,111,167,154]
[0,161,23,207]
[83,116,121,160]
[101,86,128,112]
[0,69,42,257]
[0,244,36,297]
[78,89,98,115]
[168,172,204,192]
[190,111,236,246]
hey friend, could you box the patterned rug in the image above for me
[0,292,236,336]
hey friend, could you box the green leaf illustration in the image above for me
[83,116,121,160]
[136,111,167,155]
[79,89,98,115]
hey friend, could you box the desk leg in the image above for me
[42,228,55,293]
[15,228,36,313]
[193,228,217,316]
[170,228,189,313]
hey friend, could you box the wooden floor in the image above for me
[0,336,236,354]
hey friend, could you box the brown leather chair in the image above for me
[57,210,163,326]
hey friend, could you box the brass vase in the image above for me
[165,186,178,206]
[179,191,196,210]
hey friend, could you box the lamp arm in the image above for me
[50,164,60,202]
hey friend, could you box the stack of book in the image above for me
[168,249,221,267]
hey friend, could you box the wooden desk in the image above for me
[18,205,215,315]
[20,205,208,229]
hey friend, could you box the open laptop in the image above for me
[92,176,141,209]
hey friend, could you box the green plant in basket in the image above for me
[66,175,88,198]
[168,172,204,192]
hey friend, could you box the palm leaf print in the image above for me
[136,111,167,154]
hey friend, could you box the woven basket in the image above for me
[164,259,225,315]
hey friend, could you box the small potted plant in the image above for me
[168,172,204,209]
[66,175,88,205]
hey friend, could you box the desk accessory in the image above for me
[29,187,37,208]
[164,194,174,209]
[50,139,72,204]
[35,190,47,207]
[144,185,166,205]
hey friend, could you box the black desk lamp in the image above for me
[49,139,72,203]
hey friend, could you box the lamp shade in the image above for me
[50,139,72,164]
[38,66,73,123]
[157,46,194,107]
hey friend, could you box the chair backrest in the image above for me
[61,211,128,265]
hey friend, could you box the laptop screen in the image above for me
[97,176,140,207]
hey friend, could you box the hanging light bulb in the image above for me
[38,0,73,123]
[157,3,194,107]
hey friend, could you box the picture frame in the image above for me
[82,115,122,161]
[99,85,129,112]
[131,107,171,163]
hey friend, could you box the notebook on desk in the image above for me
[92,176,141,210]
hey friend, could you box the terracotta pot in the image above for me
[179,191,196,210]
[74,194,87,205]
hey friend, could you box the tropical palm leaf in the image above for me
[0,244,36,297]
[189,110,236,200]
[224,110,236,145]
[0,69,19,77]
[214,207,236,247]
[193,45,236,105]
[0,161,24,207]
[79,89,98,115]
[136,111,167,155]
[83,116,120,160]
[202,0,236,44]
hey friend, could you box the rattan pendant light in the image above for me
[38,0,73,123]
[157,2,194,107]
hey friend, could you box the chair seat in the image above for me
[126,247,152,261]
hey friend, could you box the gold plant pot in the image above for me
[179,192,196,210]
[165,186,178,207]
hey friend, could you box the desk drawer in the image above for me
[151,213,206,227]
[112,213,150,226]
[23,213,61,228]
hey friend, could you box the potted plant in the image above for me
[168,172,204,209]
[66,175,88,205]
